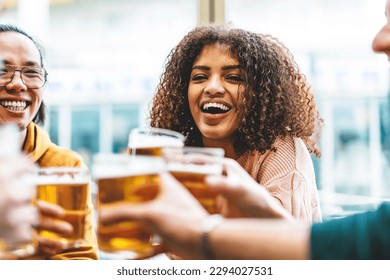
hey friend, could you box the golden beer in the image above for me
[35,167,89,248]
[165,147,224,214]
[128,127,185,157]
[171,170,218,214]
[97,173,160,258]
[93,154,165,259]
[127,147,163,157]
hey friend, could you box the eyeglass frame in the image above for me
[0,64,48,89]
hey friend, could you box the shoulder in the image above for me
[273,135,308,155]
[265,135,300,169]
[273,136,313,169]
[39,143,86,168]
[252,136,313,183]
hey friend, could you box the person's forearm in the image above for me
[208,219,310,260]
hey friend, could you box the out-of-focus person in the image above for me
[0,156,37,260]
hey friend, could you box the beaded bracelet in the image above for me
[200,214,224,259]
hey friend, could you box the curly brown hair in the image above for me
[149,25,323,157]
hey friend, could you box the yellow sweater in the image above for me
[23,122,98,260]
[236,135,322,224]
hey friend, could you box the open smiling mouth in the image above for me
[0,100,29,111]
[201,102,231,114]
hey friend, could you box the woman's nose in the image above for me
[204,76,225,95]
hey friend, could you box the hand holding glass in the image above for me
[93,154,166,260]
[0,123,38,259]
[34,167,90,249]
[0,158,38,259]
[164,147,225,214]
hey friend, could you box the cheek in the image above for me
[30,91,44,108]
[188,100,199,122]
[187,88,199,113]
[32,90,43,101]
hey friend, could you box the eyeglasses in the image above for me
[0,65,48,89]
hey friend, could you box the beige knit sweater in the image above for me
[236,135,322,224]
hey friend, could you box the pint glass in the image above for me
[164,147,225,214]
[0,172,38,259]
[93,154,166,259]
[128,127,185,156]
[0,123,38,259]
[35,167,90,248]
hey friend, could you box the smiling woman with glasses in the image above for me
[0,24,98,260]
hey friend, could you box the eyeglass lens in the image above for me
[0,65,46,88]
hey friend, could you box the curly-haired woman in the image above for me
[149,25,323,224]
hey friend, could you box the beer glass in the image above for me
[128,127,185,156]
[0,171,38,259]
[127,127,184,256]
[35,167,90,248]
[93,154,166,260]
[164,147,225,214]
[0,123,38,259]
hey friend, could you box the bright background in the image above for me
[1,0,389,219]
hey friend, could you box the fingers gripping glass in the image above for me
[0,65,48,89]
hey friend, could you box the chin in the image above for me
[200,128,229,140]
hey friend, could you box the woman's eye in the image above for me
[191,74,207,81]
[227,75,244,82]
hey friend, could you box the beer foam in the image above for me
[34,173,90,185]
[128,128,185,149]
[128,135,184,149]
[92,156,166,179]
[167,162,222,175]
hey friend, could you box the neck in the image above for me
[202,137,237,159]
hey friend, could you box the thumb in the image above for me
[205,175,241,197]
[99,201,151,225]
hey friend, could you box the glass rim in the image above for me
[92,153,166,179]
[34,166,90,184]
[36,166,89,173]
[93,153,167,163]
[130,127,186,141]
[163,146,225,157]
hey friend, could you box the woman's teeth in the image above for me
[202,102,230,112]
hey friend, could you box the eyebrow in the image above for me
[2,60,40,67]
[191,65,241,71]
